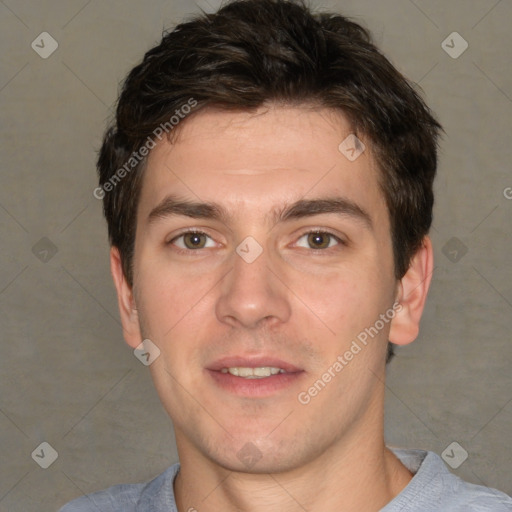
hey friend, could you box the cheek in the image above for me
[292,260,392,341]
[134,252,218,339]
[138,266,209,399]
[298,275,359,333]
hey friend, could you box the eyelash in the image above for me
[167,229,346,254]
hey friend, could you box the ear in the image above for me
[110,247,142,349]
[389,236,434,346]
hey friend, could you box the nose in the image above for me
[215,241,291,329]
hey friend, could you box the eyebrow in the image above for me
[147,194,373,230]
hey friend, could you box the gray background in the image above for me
[1,0,511,510]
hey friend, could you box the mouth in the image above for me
[207,357,304,397]
[220,366,287,378]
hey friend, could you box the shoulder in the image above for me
[386,449,512,511]
[58,464,180,512]
[441,475,512,511]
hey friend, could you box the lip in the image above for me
[206,355,304,398]
[207,356,302,373]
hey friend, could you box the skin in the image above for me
[111,104,434,511]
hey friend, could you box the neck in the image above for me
[174,410,412,511]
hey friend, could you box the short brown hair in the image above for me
[98,0,441,361]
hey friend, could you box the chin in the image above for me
[205,436,306,475]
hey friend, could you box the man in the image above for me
[60,0,512,510]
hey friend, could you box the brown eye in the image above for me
[307,232,333,249]
[171,231,215,250]
[183,232,207,249]
[295,231,341,250]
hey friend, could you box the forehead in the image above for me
[138,105,387,229]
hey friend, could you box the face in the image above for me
[125,105,402,473]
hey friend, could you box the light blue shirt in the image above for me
[59,448,512,511]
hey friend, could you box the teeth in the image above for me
[220,367,285,378]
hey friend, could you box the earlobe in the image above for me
[110,247,142,349]
[389,236,434,346]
